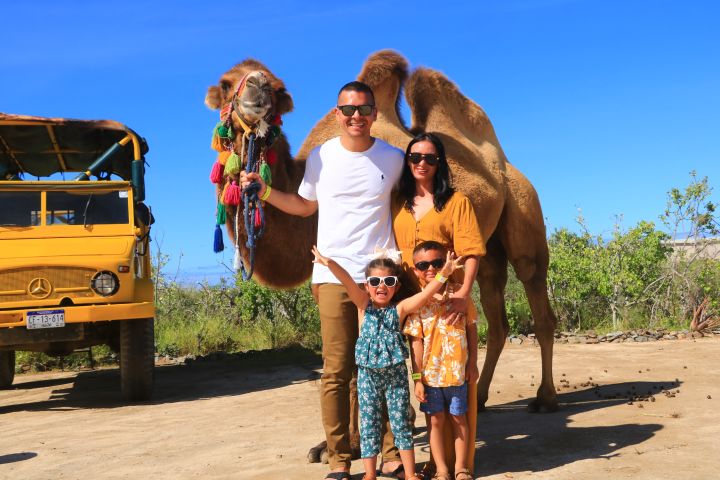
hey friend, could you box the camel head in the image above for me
[205,59,294,127]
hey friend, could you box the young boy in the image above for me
[403,241,479,480]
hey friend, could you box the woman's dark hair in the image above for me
[398,132,454,212]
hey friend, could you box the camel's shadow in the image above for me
[0,346,322,414]
[468,381,677,476]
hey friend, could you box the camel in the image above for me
[205,50,558,465]
[205,60,317,288]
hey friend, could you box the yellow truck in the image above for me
[0,113,155,400]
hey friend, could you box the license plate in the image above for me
[27,309,65,329]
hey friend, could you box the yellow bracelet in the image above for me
[260,185,272,201]
[411,372,422,381]
[435,273,448,284]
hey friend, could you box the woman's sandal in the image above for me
[454,469,473,480]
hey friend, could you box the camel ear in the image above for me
[205,86,223,110]
[274,88,294,115]
[205,79,234,110]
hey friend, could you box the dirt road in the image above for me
[1,338,719,479]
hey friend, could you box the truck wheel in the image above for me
[0,350,16,389]
[120,318,154,401]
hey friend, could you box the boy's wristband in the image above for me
[435,273,448,284]
[411,372,422,381]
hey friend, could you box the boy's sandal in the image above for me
[454,469,473,480]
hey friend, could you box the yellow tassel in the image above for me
[220,181,230,206]
[211,132,224,152]
[217,150,231,165]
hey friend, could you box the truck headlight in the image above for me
[91,271,119,296]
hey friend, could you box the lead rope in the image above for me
[237,133,265,281]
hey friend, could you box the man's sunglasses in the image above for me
[337,104,374,116]
[366,276,399,287]
[407,153,440,166]
[414,259,445,271]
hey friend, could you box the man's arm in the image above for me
[241,171,318,217]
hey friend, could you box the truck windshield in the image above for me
[46,191,130,226]
[0,192,42,226]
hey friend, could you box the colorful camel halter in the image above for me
[209,74,282,281]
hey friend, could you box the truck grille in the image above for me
[0,267,96,302]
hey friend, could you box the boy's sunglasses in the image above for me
[337,104,374,116]
[407,153,440,166]
[366,276,399,287]
[414,259,445,271]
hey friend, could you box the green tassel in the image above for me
[225,152,241,175]
[216,201,226,225]
[217,123,233,139]
[259,163,272,186]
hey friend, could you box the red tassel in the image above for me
[223,181,241,206]
[209,162,225,184]
[271,114,283,126]
[267,149,277,166]
[254,208,262,228]
[220,104,232,122]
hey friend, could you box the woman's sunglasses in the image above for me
[366,276,399,287]
[407,153,440,166]
[337,104,374,116]
[414,258,445,271]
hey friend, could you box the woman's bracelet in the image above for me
[411,372,422,381]
[260,185,272,201]
[435,273,448,284]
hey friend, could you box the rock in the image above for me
[568,336,582,344]
[691,331,704,339]
[510,337,523,345]
[635,336,648,342]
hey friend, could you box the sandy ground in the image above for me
[1,338,719,480]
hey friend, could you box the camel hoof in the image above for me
[307,440,327,463]
[527,397,559,413]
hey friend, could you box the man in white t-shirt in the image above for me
[242,82,405,480]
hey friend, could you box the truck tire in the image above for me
[120,318,154,401]
[0,351,15,389]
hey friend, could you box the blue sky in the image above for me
[2,0,718,284]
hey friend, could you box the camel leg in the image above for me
[476,235,510,411]
[510,255,558,413]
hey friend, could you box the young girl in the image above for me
[311,245,461,480]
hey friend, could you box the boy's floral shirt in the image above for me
[403,283,477,387]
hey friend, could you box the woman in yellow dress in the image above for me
[392,132,485,477]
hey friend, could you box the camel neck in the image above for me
[340,136,376,153]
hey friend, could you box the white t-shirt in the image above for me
[298,136,404,283]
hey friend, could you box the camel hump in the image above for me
[406,67,504,156]
[357,49,409,94]
[297,50,412,159]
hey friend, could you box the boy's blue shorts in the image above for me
[420,382,468,416]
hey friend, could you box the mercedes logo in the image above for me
[28,277,53,299]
